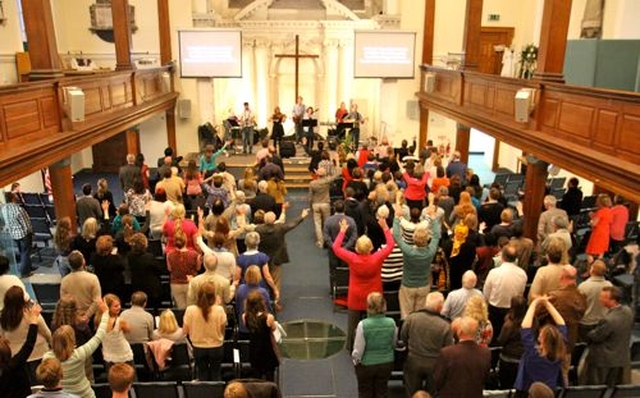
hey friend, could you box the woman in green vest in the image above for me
[351,292,398,398]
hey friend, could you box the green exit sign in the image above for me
[488,14,500,21]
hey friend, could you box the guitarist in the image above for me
[292,95,306,144]
[240,102,256,155]
[346,102,365,152]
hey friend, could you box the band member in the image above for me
[240,102,256,155]
[271,107,286,151]
[303,107,317,154]
[334,102,349,139]
[292,96,306,144]
[346,103,365,151]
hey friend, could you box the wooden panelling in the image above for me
[593,110,617,148]
[431,71,463,105]
[418,65,640,203]
[558,102,593,141]
[0,67,177,187]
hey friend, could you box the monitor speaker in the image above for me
[514,88,535,123]
[66,88,85,122]
[406,100,419,120]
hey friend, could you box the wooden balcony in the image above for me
[417,65,640,202]
[0,67,178,186]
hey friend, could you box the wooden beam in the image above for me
[522,157,548,242]
[20,0,63,79]
[419,0,436,150]
[534,0,573,82]
[456,123,471,164]
[112,0,134,71]
[157,0,172,65]
[49,158,76,228]
[125,128,140,155]
[165,108,177,153]
[462,0,483,71]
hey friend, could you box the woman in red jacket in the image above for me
[403,165,429,210]
[332,217,395,351]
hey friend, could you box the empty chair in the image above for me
[45,205,57,225]
[612,384,640,398]
[24,204,47,219]
[568,343,588,385]
[134,382,179,398]
[131,343,155,382]
[561,385,609,398]
[493,174,509,187]
[483,391,512,398]
[182,381,226,398]
[332,266,349,300]
[32,283,61,309]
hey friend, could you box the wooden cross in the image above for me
[275,35,319,101]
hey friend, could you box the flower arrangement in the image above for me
[518,44,538,79]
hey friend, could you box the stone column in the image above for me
[324,39,340,120]
[254,39,271,128]
[338,39,353,104]
[49,158,76,228]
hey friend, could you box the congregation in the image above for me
[0,134,637,398]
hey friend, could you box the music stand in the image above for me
[302,119,318,129]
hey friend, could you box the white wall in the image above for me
[569,0,640,40]
[0,0,26,85]
[470,128,496,168]
[138,114,169,162]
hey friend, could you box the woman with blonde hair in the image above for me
[238,167,258,200]
[163,203,198,253]
[152,309,187,343]
[183,282,227,381]
[94,178,116,217]
[333,217,394,351]
[95,294,133,373]
[44,299,109,398]
[54,216,74,276]
[464,295,493,346]
[72,217,99,264]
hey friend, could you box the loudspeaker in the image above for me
[66,88,85,122]
[406,100,419,120]
[424,72,436,93]
[514,88,535,123]
[178,99,191,119]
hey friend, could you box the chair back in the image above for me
[133,381,179,398]
[182,381,226,398]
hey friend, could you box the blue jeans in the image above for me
[350,128,360,150]
[242,127,254,154]
[16,233,33,277]
[193,346,223,381]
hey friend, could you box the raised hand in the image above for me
[339,218,349,233]
[301,208,310,218]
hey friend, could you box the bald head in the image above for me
[462,271,477,289]
[456,316,479,341]
[424,292,444,312]
[203,253,218,272]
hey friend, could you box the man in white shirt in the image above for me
[483,244,527,342]
[442,270,483,320]
[292,96,305,144]
[120,291,154,344]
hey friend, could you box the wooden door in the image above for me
[92,132,129,173]
[478,27,515,75]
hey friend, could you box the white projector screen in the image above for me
[178,29,242,78]
[354,31,417,79]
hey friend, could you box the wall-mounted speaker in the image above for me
[65,88,85,122]
[406,100,419,120]
[514,88,535,123]
[424,72,436,93]
[178,99,191,119]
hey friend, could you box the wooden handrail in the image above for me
[417,65,640,202]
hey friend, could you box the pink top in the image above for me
[163,219,198,253]
[332,229,394,311]
[610,205,629,241]
[403,171,429,201]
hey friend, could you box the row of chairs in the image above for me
[93,380,226,398]
[483,384,640,398]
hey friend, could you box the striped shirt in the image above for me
[381,245,404,283]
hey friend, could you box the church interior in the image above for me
[0,0,640,397]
